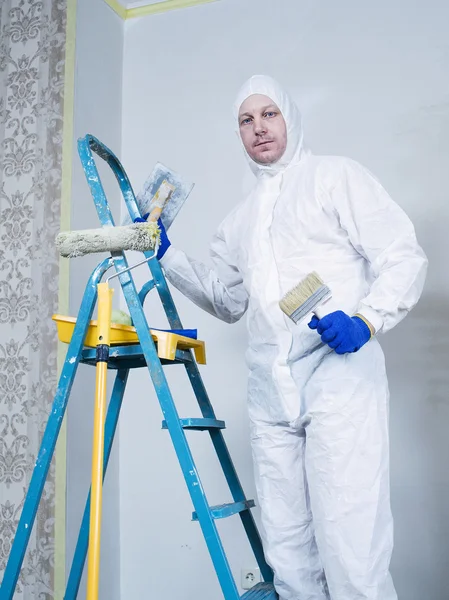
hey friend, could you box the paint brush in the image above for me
[279,272,332,324]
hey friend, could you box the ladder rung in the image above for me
[240,582,277,599]
[192,499,255,521]
[80,344,194,368]
[162,418,226,431]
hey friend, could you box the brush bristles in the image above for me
[279,272,325,316]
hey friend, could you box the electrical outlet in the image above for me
[241,567,261,590]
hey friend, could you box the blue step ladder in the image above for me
[0,135,277,600]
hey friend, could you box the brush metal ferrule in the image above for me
[290,285,331,324]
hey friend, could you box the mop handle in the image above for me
[87,282,113,600]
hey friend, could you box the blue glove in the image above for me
[308,310,372,354]
[155,218,171,260]
[133,215,171,260]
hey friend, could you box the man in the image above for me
[147,76,428,599]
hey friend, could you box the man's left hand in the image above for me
[308,310,373,354]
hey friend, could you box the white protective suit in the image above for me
[160,76,428,600]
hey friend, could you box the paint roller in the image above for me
[56,180,175,258]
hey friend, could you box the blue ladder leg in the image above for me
[184,360,273,583]
[0,260,113,600]
[65,368,129,600]
[145,258,183,329]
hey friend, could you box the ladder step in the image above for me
[192,499,255,521]
[162,418,226,431]
[241,582,277,599]
[80,344,194,368]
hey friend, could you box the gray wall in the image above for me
[120,1,449,599]
[66,1,123,598]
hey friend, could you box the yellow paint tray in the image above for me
[52,314,206,364]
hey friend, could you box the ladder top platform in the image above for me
[52,314,206,364]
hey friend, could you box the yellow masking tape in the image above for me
[103,0,127,19]
[103,0,218,19]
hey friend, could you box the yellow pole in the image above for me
[87,282,113,600]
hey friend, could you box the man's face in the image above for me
[238,94,287,165]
